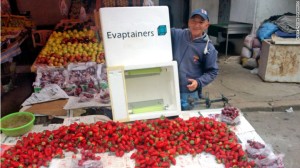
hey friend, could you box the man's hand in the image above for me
[187,79,198,91]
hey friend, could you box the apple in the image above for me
[82,56,87,62]
[76,55,81,61]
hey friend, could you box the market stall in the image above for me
[1,14,35,94]
[1,15,34,63]
[25,16,109,117]
[0,5,285,168]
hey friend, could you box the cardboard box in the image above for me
[25,99,68,116]
[258,40,300,82]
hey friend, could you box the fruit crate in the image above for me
[31,28,105,72]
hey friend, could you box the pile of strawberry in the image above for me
[1,117,255,168]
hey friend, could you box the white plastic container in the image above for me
[100,7,181,121]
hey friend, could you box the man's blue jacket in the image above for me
[171,28,219,97]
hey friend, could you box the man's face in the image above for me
[188,15,209,38]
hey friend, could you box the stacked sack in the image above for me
[240,34,262,70]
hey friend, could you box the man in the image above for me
[171,8,219,110]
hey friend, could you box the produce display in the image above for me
[1,117,256,168]
[54,21,92,32]
[64,62,100,98]
[116,0,129,7]
[246,140,284,168]
[102,0,117,7]
[1,15,35,28]
[33,67,68,89]
[1,16,9,26]
[102,0,142,7]
[1,27,23,38]
[131,0,142,6]
[98,64,110,103]
[221,106,241,125]
[1,15,33,49]
[33,63,110,105]
[34,28,105,66]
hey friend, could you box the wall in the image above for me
[254,0,296,33]
[230,0,256,24]
[218,0,230,24]
[16,0,71,26]
[232,0,296,54]
[152,0,159,5]
[190,0,219,24]
[190,0,219,44]
[159,0,189,28]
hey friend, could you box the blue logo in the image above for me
[157,25,167,36]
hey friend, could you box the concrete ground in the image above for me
[203,56,300,112]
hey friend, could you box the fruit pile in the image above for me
[7,18,25,27]
[102,0,117,7]
[76,150,102,166]
[35,28,105,66]
[1,27,23,37]
[246,140,284,167]
[55,22,86,32]
[221,106,241,125]
[66,63,99,97]
[116,0,129,7]
[131,0,142,6]
[34,68,67,88]
[2,15,34,28]
[1,117,255,168]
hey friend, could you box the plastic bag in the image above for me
[244,35,255,49]
[252,37,261,48]
[221,114,240,125]
[99,88,110,104]
[221,106,241,125]
[255,153,285,168]
[71,159,103,168]
[66,62,100,97]
[59,0,69,17]
[79,6,87,22]
[240,46,252,58]
[246,140,270,159]
[78,92,95,103]
[68,62,98,86]
[143,0,154,6]
[33,66,68,91]
[252,48,261,59]
[246,140,285,168]
[257,22,279,41]
[242,58,258,70]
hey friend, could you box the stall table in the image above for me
[1,109,270,168]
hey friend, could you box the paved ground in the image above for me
[202,56,300,112]
[244,111,300,168]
